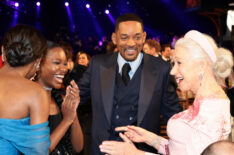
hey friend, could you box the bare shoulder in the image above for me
[24,80,50,107]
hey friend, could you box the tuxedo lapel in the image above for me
[138,54,159,125]
[100,53,117,125]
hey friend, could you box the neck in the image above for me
[36,78,53,93]
[43,86,52,91]
[195,72,223,98]
[1,63,32,79]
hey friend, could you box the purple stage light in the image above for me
[14,2,19,7]
[65,2,69,7]
[36,2,40,6]
[98,41,103,46]
[86,4,90,8]
[105,9,109,14]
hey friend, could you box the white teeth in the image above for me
[54,75,64,78]
[126,49,135,52]
[176,77,184,83]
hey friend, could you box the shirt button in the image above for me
[116,115,119,119]
[129,117,133,120]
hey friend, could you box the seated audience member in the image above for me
[143,39,161,57]
[161,44,172,62]
[36,42,83,154]
[201,140,234,155]
[76,51,91,67]
[0,24,50,154]
[99,30,233,155]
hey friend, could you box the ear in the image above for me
[142,31,147,43]
[35,58,42,69]
[198,60,207,72]
[112,33,117,45]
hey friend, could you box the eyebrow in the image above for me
[120,33,142,36]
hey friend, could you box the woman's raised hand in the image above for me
[61,80,80,123]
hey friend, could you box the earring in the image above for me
[199,72,203,86]
[35,62,40,71]
[2,55,5,62]
[30,63,40,81]
[36,64,40,70]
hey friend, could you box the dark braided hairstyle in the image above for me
[2,24,47,67]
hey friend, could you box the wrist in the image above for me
[149,135,161,149]
[146,133,158,146]
[62,117,74,125]
[137,150,146,155]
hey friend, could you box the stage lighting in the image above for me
[65,2,69,7]
[86,4,90,8]
[99,41,103,46]
[36,2,40,6]
[105,9,109,14]
[15,2,19,7]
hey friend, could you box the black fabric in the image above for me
[48,113,75,155]
[109,62,142,141]
[227,87,234,117]
[121,63,131,86]
[77,53,182,155]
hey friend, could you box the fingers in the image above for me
[115,126,129,132]
[119,132,132,144]
[99,141,117,154]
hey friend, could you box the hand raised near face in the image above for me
[67,80,80,106]
[61,80,80,123]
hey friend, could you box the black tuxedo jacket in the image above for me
[78,52,182,154]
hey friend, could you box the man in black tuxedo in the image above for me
[78,13,182,154]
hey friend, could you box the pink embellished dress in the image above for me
[149,96,231,155]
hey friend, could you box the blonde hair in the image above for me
[175,33,233,83]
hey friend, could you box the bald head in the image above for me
[201,141,234,155]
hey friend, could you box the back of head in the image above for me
[201,141,234,155]
[175,30,233,84]
[59,41,73,60]
[115,13,143,32]
[2,24,47,67]
[106,41,117,53]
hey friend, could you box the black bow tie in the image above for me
[122,63,131,86]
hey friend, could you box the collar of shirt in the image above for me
[117,52,143,79]
[162,55,170,62]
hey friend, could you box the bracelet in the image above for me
[152,136,160,149]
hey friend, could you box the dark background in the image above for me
[0,0,233,52]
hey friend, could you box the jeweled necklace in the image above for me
[43,86,52,91]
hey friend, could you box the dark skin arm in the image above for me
[49,81,83,153]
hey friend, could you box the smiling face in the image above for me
[170,46,201,93]
[78,53,89,67]
[112,21,146,61]
[39,47,68,89]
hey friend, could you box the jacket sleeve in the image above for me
[77,58,93,105]
[161,65,182,122]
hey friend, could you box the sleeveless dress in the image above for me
[146,96,231,155]
[0,117,50,155]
